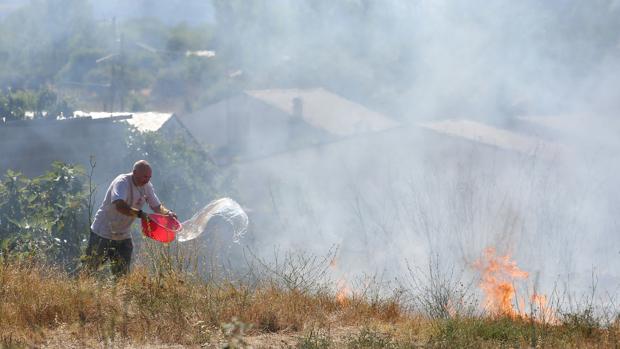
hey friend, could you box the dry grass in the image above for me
[1,256,619,348]
[0,256,403,348]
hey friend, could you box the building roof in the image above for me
[517,113,620,153]
[518,114,591,132]
[418,119,567,159]
[74,111,174,132]
[518,113,620,136]
[245,88,399,136]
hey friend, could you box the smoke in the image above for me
[92,0,215,25]
[213,0,620,295]
[1,0,619,298]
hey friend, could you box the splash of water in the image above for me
[176,198,249,242]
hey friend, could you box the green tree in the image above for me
[0,89,32,121]
[0,163,88,268]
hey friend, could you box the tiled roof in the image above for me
[419,119,566,158]
[245,88,398,136]
[74,111,174,132]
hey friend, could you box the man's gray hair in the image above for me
[133,160,151,172]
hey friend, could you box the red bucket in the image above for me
[141,213,182,243]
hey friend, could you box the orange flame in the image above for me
[330,256,351,305]
[531,293,547,308]
[530,293,557,323]
[473,247,528,317]
[330,257,337,268]
[336,278,351,306]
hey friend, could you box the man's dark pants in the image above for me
[84,230,133,277]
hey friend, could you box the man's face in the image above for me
[133,167,152,186]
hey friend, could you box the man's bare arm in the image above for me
[113,199,144,218]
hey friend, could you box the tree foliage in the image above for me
[0,162,88,267]
[0,90,28,121]
[0,88,75,121]
[1,0,620,114]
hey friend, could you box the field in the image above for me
[1,244,619,349]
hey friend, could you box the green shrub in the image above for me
[0,162,88,268]
[434,316,534,347]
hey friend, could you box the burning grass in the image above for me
[1,252,619,348]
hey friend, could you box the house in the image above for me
[166,88,399,162]
[190,99,580,276]
[0,111,179,176]
[417,119,568,160]
[73,111,178,133]
[170,89,570,233]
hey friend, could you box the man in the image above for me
[84,160,176,276]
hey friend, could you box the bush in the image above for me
[0,162,88,268]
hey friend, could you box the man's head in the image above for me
[132,160,152,186]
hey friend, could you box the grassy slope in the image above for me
[0,259,619,348]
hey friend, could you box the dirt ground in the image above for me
[16,326,363,349]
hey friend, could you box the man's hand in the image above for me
[137,209,146,219]
[158,204,177,219]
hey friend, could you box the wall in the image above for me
[0,118,129,177]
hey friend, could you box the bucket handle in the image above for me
[146,213,183,233]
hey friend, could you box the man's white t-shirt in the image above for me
[91,173,161,240]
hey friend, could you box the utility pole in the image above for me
[118,32,126,112]
[105,17,126,112]
[104,17,117,112]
